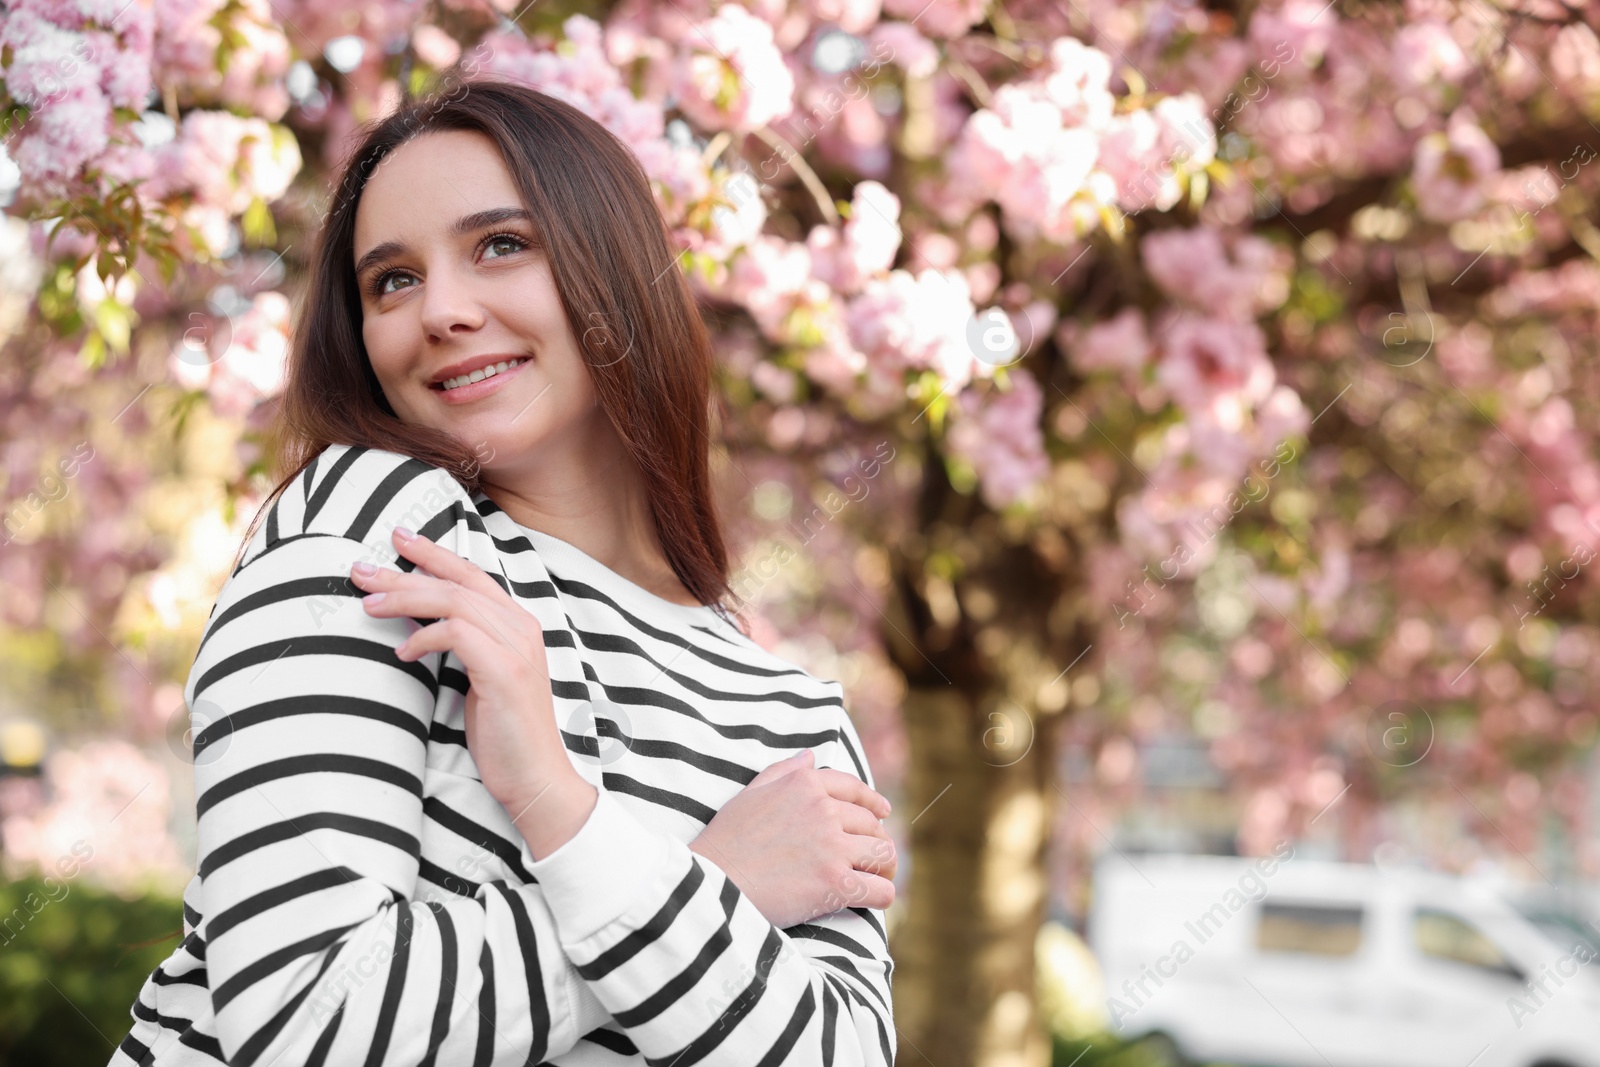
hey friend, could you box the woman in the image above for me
[112,79,897,1067]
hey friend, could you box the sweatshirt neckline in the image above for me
[507,523,725,628]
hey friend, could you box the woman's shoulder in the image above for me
[236,443,486,575]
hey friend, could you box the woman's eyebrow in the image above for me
[354,207,534,279]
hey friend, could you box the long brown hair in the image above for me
[243,77,741,626]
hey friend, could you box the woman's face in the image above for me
[352,129,598,472]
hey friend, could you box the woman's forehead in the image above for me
[354,131,523,247]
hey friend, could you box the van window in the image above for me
[1256,902,1364,956]
[1413,909,1519,977]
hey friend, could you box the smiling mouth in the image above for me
[433,357,531,392]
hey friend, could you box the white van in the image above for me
[1086,852,1600,1067]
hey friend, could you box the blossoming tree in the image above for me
[5,0,1600,1063]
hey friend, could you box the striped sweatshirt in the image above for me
[111,443,895,1067]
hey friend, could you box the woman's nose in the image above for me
[419,267,486,341]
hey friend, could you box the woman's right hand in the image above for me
[688,749,897,929]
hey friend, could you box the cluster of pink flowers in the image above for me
[946,368,1051,510]
[845,267,987,401]
[1071,226,1307,560]
[0,0,154,186]
[669,4,795,134]
[0,739,188,893]
[1,0,302,263]
[479,16,710,225]
[1412,109,1501,222]
[718,180,1003,412]
[168,289,290,418]
[156,0,290,119]
[947,35,1215,244]
[1142,231,1295,421]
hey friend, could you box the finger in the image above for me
[835,800,892,840]
[821,869,895,915]
[348,561,447,592]
[846,833,898,879]
[391,527,505,599]
[815,768,891,819]
[749,748,813,786]
[395,615,515,672]
[361,578,538,641]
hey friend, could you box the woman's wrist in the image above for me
[505,770,600,862]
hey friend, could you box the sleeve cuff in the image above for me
[524,789,674,944]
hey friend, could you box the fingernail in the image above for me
[363,592,386,606]
[394,526,416,542]
[352,561,377,576]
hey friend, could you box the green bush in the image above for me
[0,877,184,1066]
[1053,1032,1244,1067]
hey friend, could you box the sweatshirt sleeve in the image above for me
[523,687,896,1066]
[188,451,613,1066]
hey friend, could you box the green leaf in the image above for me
[0,103,28,138]
[78,330,106,369]
[240,197,276,247]
[95,299,133,355]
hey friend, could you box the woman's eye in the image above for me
[484,235,525,259]
[366,236,523,297]
[376,271,416,295]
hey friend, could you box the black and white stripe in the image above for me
[110,443,895,1066]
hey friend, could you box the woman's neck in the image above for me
[478,435,694,606]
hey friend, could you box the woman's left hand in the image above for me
[349,526,573,819]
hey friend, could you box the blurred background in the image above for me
[4,0,1600,1065]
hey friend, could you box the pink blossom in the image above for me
[946,368,1051,510]
[868,21,939,79]
[412,24,462,68]
[1094,104,1212,215]
[1095,110,1173,211]
[846,267,985,394]
[803,0,883,34]
[219,290,290,397]
[671,5,794,133]
[0,740,187,893]
[11,84,112,183]
[726,234,814,340]
[1248,0,1334,68]
[211,5,292,122]
[1551,22,1600,99]
[150,0,229,84]
[1412,111,1500,222]
[814,92,891,178]
[1141,227,1292,321]
[92,31,154,109]
[881,0,986,38]
[144,109,300,222]
[1391,22,1471,88]
[953,85,1100,242]
[1154,311,1277,428]
[1043,37,1115,130]
[1064,306,1153,376]
[802,311,870,397]
[708,171,769,253]
[1484,260,1600,319]
[750,359,800,403]
[807,181,901,293]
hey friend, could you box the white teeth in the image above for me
[440,358,527,392]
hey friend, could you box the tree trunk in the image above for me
[891,682,1058,1067]
[882,436,1085,1067]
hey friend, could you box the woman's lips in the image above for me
[432,357,531,404]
